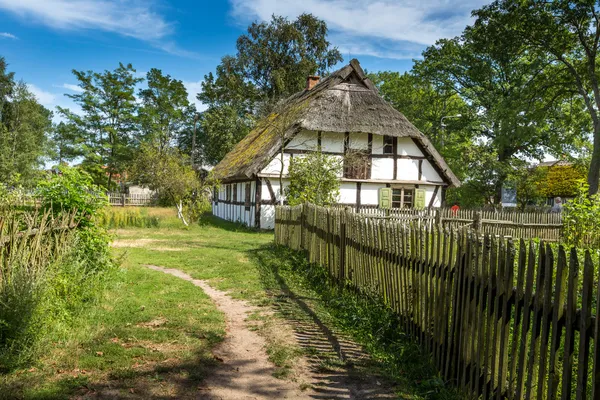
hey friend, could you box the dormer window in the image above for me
[383,135,394,154]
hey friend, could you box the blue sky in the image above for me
[0,0,490,119]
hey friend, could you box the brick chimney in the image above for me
[306,75,320,90]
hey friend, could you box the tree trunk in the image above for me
[176,200,189,226]
[588,121,600,194]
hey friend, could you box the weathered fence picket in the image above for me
[275,203,599,399]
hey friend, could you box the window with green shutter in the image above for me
[414,189,426,209]
[378,188,391,209]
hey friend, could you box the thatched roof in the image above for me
[213,59,460,187]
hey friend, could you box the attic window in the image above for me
[383,136,394,154]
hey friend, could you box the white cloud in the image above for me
[60,83,84,93]
[27,84,57,108]
[183,80,207,112]
[230,0,489,58]
[0,32,17,39]
[0,0,171,40]
[0,0,199,57]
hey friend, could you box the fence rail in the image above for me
[107,192,155,206]
[351,207,563,242]
[275,203,597,399]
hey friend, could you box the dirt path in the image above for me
[146,265,314,400]
[146,265,398,400]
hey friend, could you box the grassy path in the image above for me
[1,209,459,399]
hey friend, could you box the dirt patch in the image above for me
[146,265,315,399]
[136,317,169,329]
[111,239,166,248]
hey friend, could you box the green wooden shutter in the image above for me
[414,189,426,209]
[379,188,391,209]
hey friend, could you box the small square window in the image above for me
[392,188,414,208]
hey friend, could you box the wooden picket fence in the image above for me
[107,192,155,206]
[350,207,563,242]
[274,203,599,399]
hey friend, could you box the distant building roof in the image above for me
[536,160,573,168]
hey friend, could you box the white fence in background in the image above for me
[107,192,155,206]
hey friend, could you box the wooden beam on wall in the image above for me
[356,182,362,212]
[393,137,398,180]
[264,178,277,202]
[254,178,261,228]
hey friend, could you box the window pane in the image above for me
[383,135,394,154]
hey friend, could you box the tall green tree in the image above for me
[196,14,343,165]
[472,0,600,193]
[414,15,569,203]
[0,72,52,185]
[59,63,142,188]
[138,69,194,155]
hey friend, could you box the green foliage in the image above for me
[138,68,194,154]
[285,151,342,206]
[562,182,600,248]
[0,207,115,369]
[49,122,83,165]
[513,164,548,209]
[539,164,587,198]
[37,165,108,227]
[131,145,214,224]
[414,5,578,202]
[58,63,143,188]
[471,1,600,193]
[0,60,53,186]
[196,105,254,166]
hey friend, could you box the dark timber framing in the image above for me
[428,185,439,208]
[254,177,261,228]
[264,178,277,203]
[356,182,362,211]
[392,137,398,180]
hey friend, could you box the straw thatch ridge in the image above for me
[213,59,460,187]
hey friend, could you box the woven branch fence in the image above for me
[275,203,599,399]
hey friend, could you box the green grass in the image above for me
[0,256,224,399]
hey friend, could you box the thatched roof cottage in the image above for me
[212,59,460,229]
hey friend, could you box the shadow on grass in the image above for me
[249,243,461,400]
[197,214,269,235]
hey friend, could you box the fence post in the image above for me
[473,211,482,234]
[301,202,306,251]
[121,193,126,207]
[435,208,442,229]
[339,207,350,284]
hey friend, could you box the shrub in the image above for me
[37,166,108,227]
[286,150,342,206]
[562,181,600,248]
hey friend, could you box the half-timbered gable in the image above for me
[212,59,460,229]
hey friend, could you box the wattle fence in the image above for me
[274,203,598,399]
